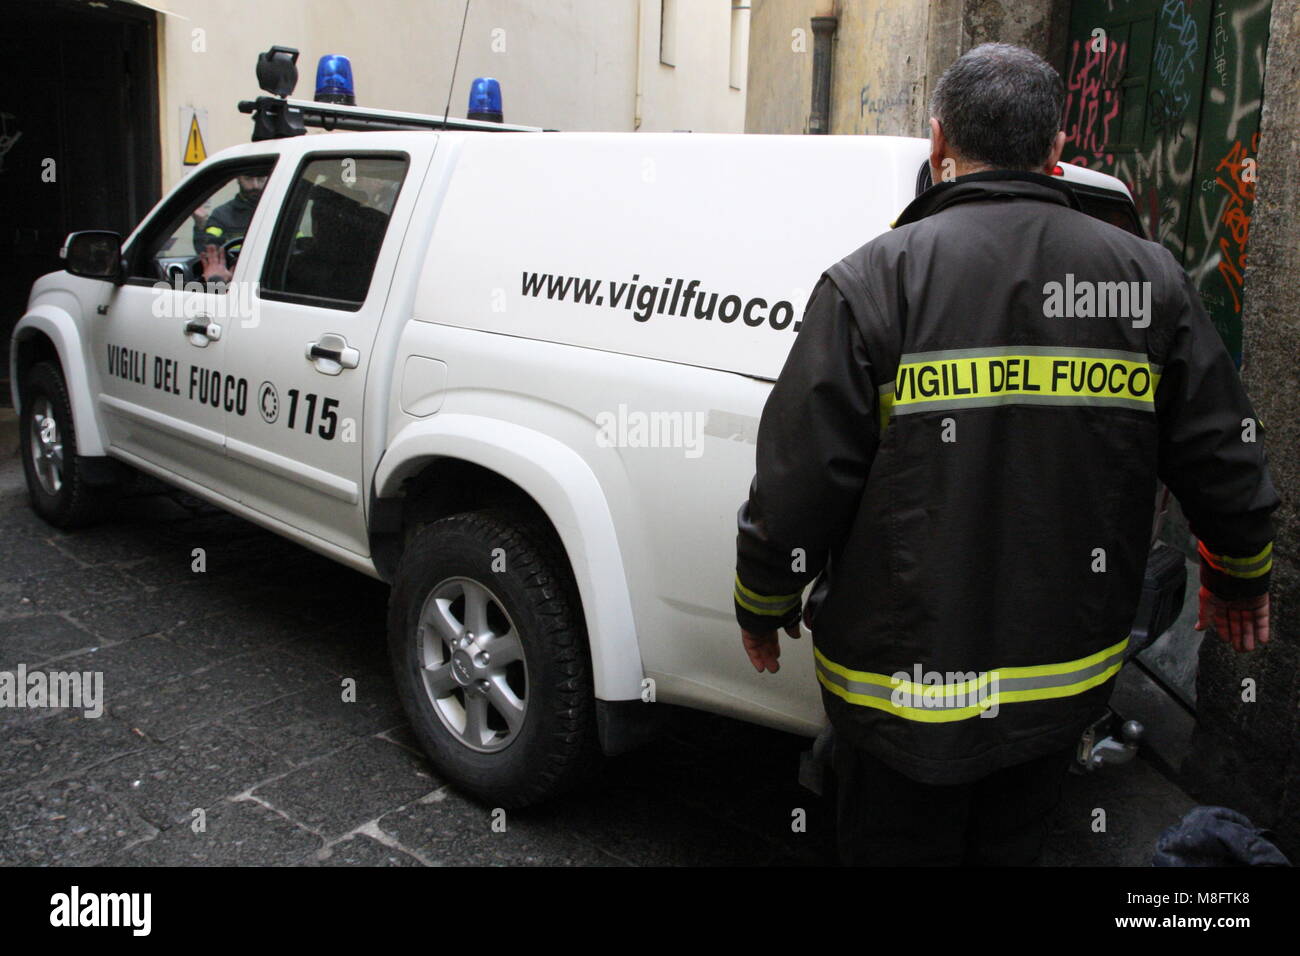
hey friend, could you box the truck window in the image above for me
[127,161,275,287]
[1070,186,1148,239]
[260,154,409,311]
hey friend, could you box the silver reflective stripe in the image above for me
[890,392,1157,416]
[814,640,1128,721]
[898,345,1154,366]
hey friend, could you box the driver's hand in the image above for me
[1194,587,1270,653]
[199,244,232,283]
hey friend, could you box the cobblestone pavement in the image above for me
[0,440,1192,866]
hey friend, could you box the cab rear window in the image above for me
[913,161,1146,239]
[261,153,409,311]
[1071,186,1147,239]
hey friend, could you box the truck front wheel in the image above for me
[388,510,598,807]
[19,361,116,529]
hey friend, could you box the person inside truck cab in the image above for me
[194,173,268,281]
[279,181,391,303]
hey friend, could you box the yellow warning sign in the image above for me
[183,114,207,165]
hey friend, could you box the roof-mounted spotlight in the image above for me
[245,45,306,141]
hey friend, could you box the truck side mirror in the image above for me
[61,231,124,284]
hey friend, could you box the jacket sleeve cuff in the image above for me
[734,574,803,632]
[1198,540,1272,599]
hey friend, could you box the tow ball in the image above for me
[1078,714,1144,771]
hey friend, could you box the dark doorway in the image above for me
[0,0,161,399]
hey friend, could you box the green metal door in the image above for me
[1061,0,1271,363]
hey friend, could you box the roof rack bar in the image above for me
[238,96,546,136]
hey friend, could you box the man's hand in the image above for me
[741,622,802,673]
[199,245,232,284]
[1194,587,1270,652]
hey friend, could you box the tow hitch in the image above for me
[1077,713,1144,771]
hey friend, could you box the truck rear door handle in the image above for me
[184,317,221,347]
[306,333,359,375]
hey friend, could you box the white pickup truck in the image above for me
[10,64,1182,807]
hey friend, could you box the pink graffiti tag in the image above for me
[1063,38,1128,164]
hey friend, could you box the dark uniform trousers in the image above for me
[833,741,1076,866]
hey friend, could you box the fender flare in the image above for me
[375,413,645,702]
[10,306,106,456]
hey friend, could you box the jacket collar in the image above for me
[892,170,1081,228]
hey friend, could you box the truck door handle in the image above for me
[184,317,222,346]
[306,333,359,375]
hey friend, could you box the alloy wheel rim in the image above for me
[29,398,64,495]
[416,576,528,753]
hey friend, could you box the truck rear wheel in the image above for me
[19,361,115,529]
[388,510,598,808]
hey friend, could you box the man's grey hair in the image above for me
[930,43,1065,171]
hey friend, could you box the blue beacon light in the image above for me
[315,54,356,105]
[467,77,503,123]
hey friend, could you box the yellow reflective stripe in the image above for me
[877,383,895,433]
[734,574,801,616]
[814,636,1128,694]
[1218,562,1271,580]
[817,658,1125,724]
[878,347,1158,420]
[814,636,1128,722]
[734,575,800,605]
[816,671,995,722]
[815,647,905,690]
[1199,541,1272,578]
[735,592,800,616]
[1217,542,1273,566]
[991,636,1130,680]
[205,226,224,236]
[816,661,1125,722]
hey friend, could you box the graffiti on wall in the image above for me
[1062,0,1270,361]
[1210,132,1258,316]
[857,83,912,135]
[1063,38,1128,164]
[1186,0,1270,358]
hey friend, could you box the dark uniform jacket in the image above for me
[193,192,257,252]
[734,171,1278,785]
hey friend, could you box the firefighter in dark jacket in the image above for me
[734,43,1278,866]
[193,173,267,283]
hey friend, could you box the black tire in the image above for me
[19,361,116,529]
[388,510,599,808]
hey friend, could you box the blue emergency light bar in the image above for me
[241,45,549,139]
[467,77,503,123]
[315,54,356,105]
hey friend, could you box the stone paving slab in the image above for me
[250,736,441,840]
[309,831,423,867]
[97,722,293,829]
[0,777,157,866]
[109,797,323,867]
